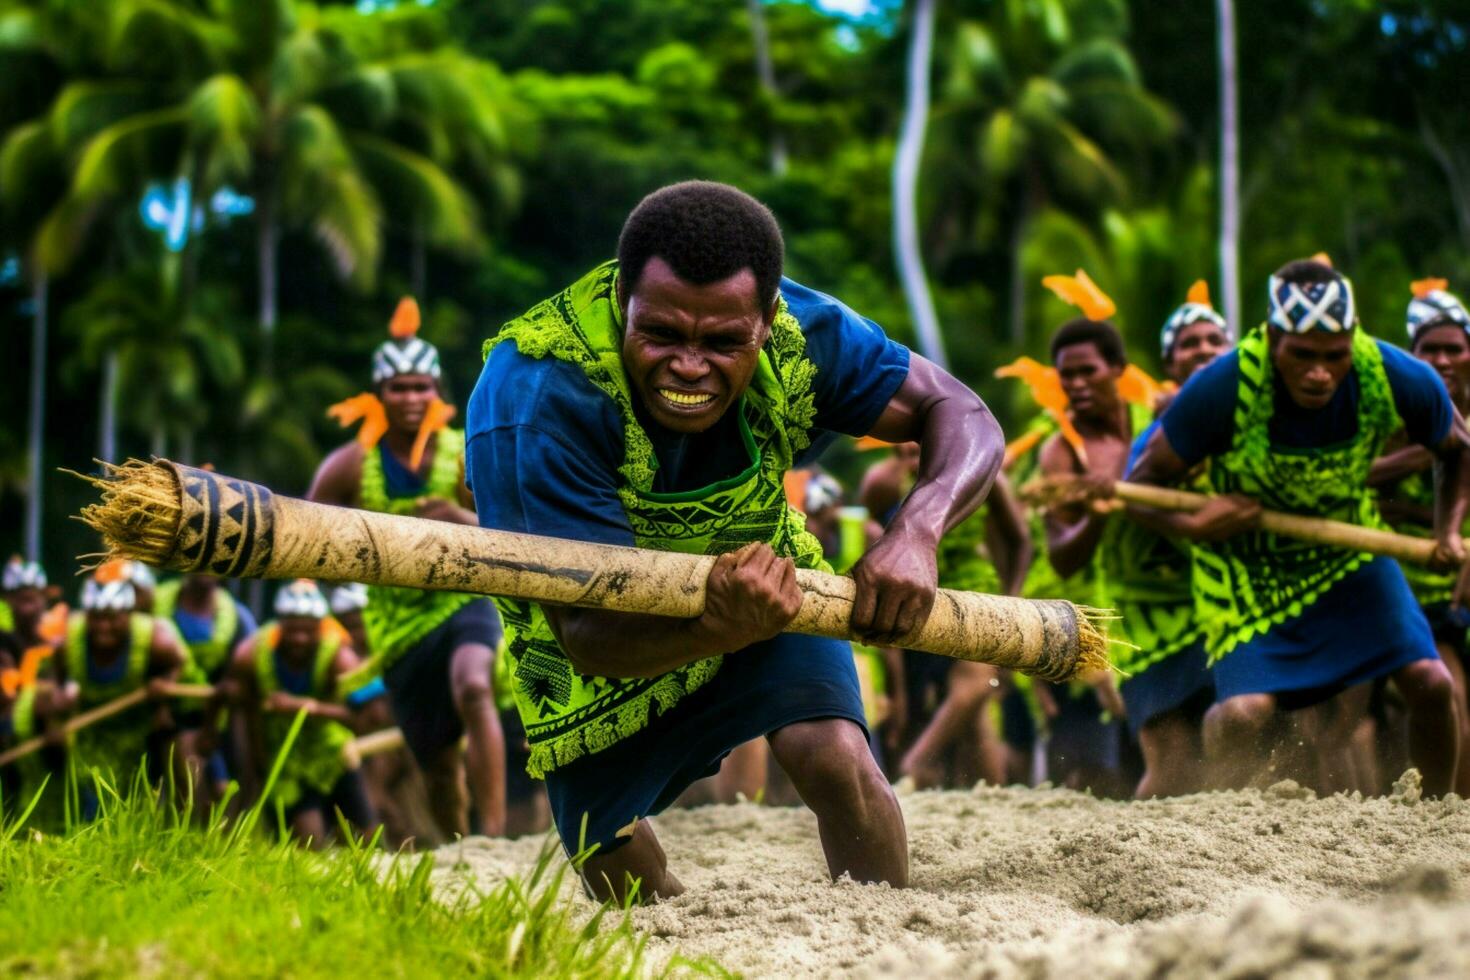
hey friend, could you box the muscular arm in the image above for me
[1038,435,1107,580]
[984,473,1032,596]
[147,621,185,682]
[852,355,1004,640]
[1368,444,1434,488]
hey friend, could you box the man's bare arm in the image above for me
[1038,435,1107,580]
[307,443,364,506]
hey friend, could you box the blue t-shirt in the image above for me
[172,600,257,652]
[465,277,911,546]
[1160,340,1453,466]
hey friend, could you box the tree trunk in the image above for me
[411,213,427,300]
[892,0,947,368]
[151,423,167,461]
[747,0,788,177]
[1007,181,1035,348]
[99,349,120,463]
[23,270,47,562]
[1216,0,1242,331]
[257,187,279,377]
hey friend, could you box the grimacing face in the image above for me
[1055,341,1124,421]
[1269,329,1355,410]
[379,374,440,439]
[620,257,776,435]
[1166,320,1232,385]
[1411,322,1470,401]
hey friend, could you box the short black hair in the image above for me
[617,181,785,309]
[1274,258,1338,286]
[1050,317,1127,367]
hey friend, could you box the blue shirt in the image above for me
[466,277,911,546]
[172,600,257,652]
[1160,340,1453,466]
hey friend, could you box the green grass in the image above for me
[0,715,726,978]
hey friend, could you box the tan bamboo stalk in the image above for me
[0,687,147,767]
[0,682,220,768]
[341,727,406,771]
[74,459,1110,681]
[1111,480,1450,565]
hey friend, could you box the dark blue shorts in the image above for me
[544,632,866,856]
[1119,642,1215,739]
[1212,558,1438,707]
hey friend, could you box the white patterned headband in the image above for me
[1160,280,1230,359]
[82,578,136,612]
[1268,273,1356,334]
[2,557,46,591]
[330,582,369,615]
[275,579,328,619]
[1407,279,1469,343]
[372,297,441,384]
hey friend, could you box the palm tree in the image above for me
[930,0,1176,345]
[1216,0,1241,332]
[893,0,947,367]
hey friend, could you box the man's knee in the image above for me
[1208,694,1276,740]
[450,643,496,715]
[772,719,885,809]
[1398,658,1455,710]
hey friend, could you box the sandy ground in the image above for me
[433,772,1470,977]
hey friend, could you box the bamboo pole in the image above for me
[73,459,1110,681]
[0,682,221,768]
[0,687,147,767]
[1110,480,1448,565]
[341,727,406,771]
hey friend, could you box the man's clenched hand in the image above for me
[849,527,939,646]
[697,543,804,651]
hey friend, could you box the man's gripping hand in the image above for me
[697,543,804,651]
[849,526,939,646]
[1181,494,1262,542]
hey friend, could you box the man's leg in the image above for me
[449,640,507,837]
[579,820,684,904]
[900,661,998,789]
[1203,693,1277,789]
[768,718,908,887]
[1433,640,1470,795]
[713,738,768,803]
[1392,657,1458,796]
[1135,710,1204,799]
[422,745,469,839]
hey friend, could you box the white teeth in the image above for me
[659,389,714,407]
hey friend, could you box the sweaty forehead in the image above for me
[629,258,765,326]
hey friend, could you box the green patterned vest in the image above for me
[1193,326,1400,660]
[155,580,239,680]
[485,261,827,777]
[1383,467,1457,607]
[254,624,352,809]
[355,429,475,677]
[64,612,154,776]
[1103,463,1209,675]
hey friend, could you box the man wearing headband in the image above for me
[1130,258,1468,795]
[220,580,375,845]
[310,299,508,841]
[52,567,189,809]
[1115,282,1234,797]
[2,557,50,649]
[468,181,1004,900]
[1369,280,1470,793]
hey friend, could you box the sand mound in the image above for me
[437,774,1470,977]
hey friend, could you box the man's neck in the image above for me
[1074,401,1129,440]
[179,584,215,615]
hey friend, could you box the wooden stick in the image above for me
[0,687,149,768]
[1111,481,1445,565]
[73,460,1113,681]
[341,727,406,771]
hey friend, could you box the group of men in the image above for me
[4,180,1470,903]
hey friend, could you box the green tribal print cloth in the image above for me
[1383,466,1459,608]
[485,261,828,778]
[1193,325,1400,660]
[355,428,475,677]
[253,624,353,809]
[64,612,154,778]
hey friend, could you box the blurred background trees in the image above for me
[3,0,1468,577]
